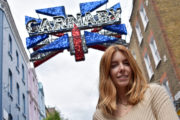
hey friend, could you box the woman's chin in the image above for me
[116,81,129,88]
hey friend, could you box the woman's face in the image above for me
[110,51,132,88]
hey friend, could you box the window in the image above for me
[17,115,19,120]
[139,3,149,30]
[23,94,26,114]
[131,50,136,60]
[149,37,161,67]
[145,0,149,6]
[16,51,19,67]
[17,83,20,105]
[135,21,143,45]
[8,35,12,54]
[8,113,13,120]
[22,64,25,83]
[144,53,154,80]
[8,69,13,94]
[16,51,19,72]
[8,35,13,60]
[162,80,174,103]
[162,80,172,97]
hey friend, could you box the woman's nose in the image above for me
[119,63,125,72]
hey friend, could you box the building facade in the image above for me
[0,3,3,119]
[28,68,39,120]
[129,0,180,116]
[0,0,30,120]
[38,82,46,120]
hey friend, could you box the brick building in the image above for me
[128,0,180,115]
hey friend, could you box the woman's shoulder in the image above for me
[149,83,161,88]
[143,83,165,98]
[145,83,161,93]
[93,109,113,120]
[140,83,170,110]
[148,83,164,91]
[146,83,169,100]
[93,108,104,120]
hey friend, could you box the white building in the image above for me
[0,0,30,119]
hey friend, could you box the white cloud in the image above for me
[35,50,102,120]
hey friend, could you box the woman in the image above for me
[93,45,179,120]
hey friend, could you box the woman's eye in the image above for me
[111,64,117,68]
[123,62,129,65]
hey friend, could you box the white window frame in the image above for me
[144,53,154,80]
[149,37,161,67]
[162,80,174,104]
[139,3,149,30]
[145,0,149,6]
[135,21,143,45]
[131,50,136,60]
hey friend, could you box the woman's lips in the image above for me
[117,75,128,80]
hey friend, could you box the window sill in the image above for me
[149,73,154,82]
[8,92,13,101]
[144,21,149,32]
[22,113,26,118]
[16,66,20,74]
[138,38,143,46]
[22,79,25,85]
[16,103,21,111]
[8,51,13,61]
[155,59,161,69]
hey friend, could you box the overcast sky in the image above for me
[7,0,133,119]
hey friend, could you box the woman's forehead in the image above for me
[111,51,127,61]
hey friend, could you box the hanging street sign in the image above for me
[26,8,121,36]
[25,0,128,67]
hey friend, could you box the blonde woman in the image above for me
[93,45,178,120]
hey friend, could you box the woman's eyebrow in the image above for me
[111,61,118,64]
[123,59,128,62]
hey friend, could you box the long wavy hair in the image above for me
[97,45,148,117]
